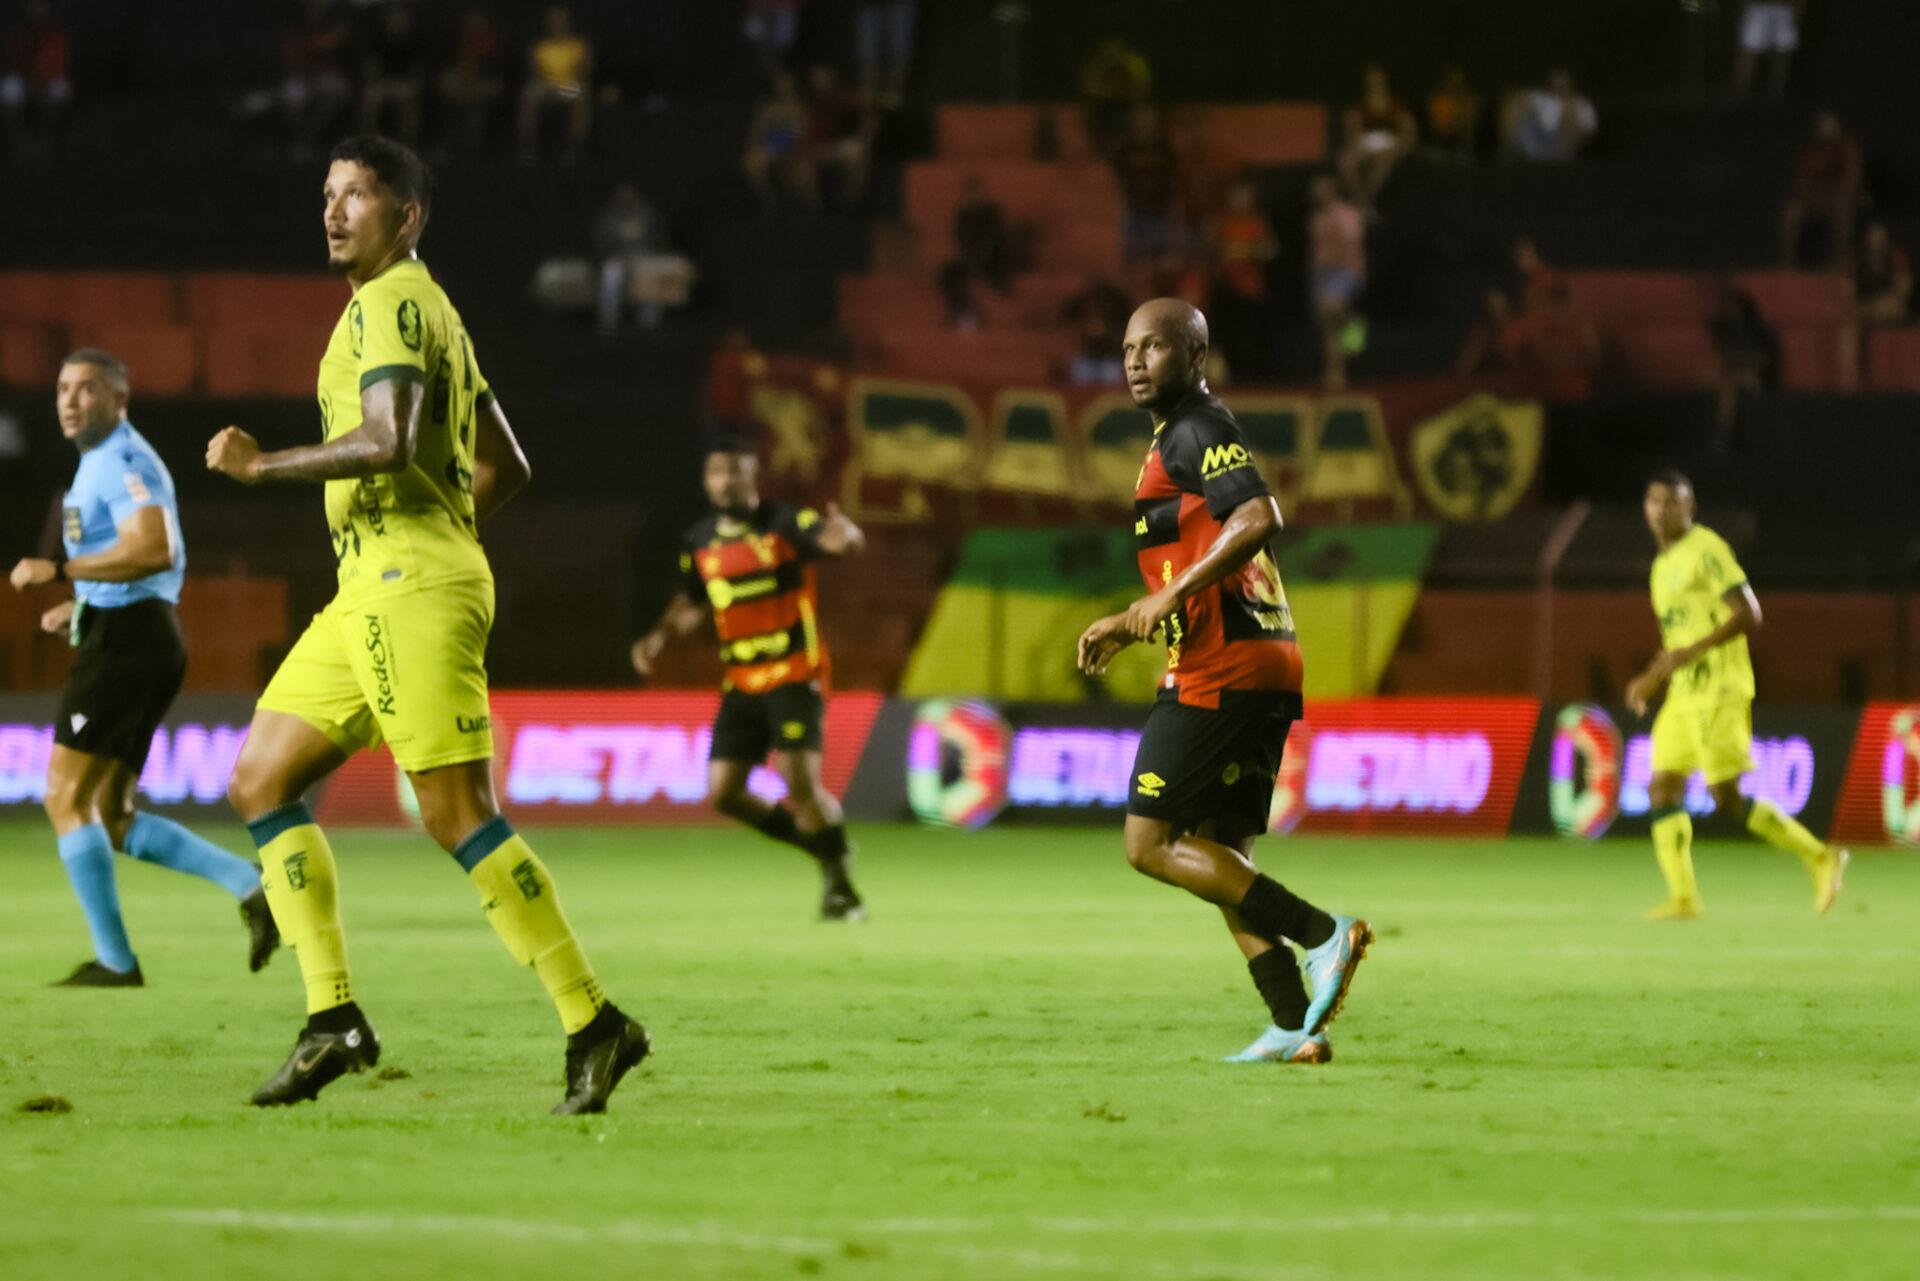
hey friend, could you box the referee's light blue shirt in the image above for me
[62,419,184,607]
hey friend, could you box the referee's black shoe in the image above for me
[818,859,867,922]
[251,1006,380,1106]
[51,960,144,987]
[239,885,281,973]
[553,1004,650,1115]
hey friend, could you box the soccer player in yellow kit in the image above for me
[1626,471,1847,919]
[206,136,646,1111]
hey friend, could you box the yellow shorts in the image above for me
[1649,697,1755,784]
[258,578,495,772]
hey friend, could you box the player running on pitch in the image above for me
[10,349,278,986]
[630,432,868,920]
[1076,298,1370,1065]
[1627,471,1847,919]
[206,136,646,1112]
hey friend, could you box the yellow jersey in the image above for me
[1649,523,1755,706]
[316,258,493,604]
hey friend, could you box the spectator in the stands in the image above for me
[805,64,875,207]
[743,69,816,215]
[1502,68,1596,164]
[438,8,503,154]
[1307,173,1367,390]
[1203,178,1280,379]
[1113,105,1179,271]
[1709,279,1779,437]
[360,2,424,146]
[1080,37,1151,158]
[1062,276,1131,386]
[1840,221,1914,388]
[1338,66,1417,220]
[517,4,594,165]
[1,0,69,155]
[938,176,1014,329]
[855,0,915,108]
[594,182,695,335]
[1425,66,1480,165]
[1171,108,1233,253]
[1458,235,1575,377]
[1779,111,1865,269]
[282,0,354,159]
[1509,278,1601,402]
[744,0,804,73]
[1735,1,1803,99]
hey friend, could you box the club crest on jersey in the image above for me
[397,299,424,352]
[348,301,365,357]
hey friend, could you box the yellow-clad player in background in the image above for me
[207,136,647,1111]
[1626,471,1848,919]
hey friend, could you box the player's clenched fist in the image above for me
[206,425,263,483]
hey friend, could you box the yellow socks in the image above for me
[247,803,352,1015]
[1650,807,1700,908]
[1745,798,1825,867]
[455,817,605,1034]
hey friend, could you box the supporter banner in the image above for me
[727,354,1542,527]
[1832,702,1920,847]
[1511,703,1859,841]
[934,697,1542,835]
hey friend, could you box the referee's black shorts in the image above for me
[55,598,187,772]
[1124,690,1302,838]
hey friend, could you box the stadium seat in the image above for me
[1568,271,1713,327]
[1775,323,1841,392]
[177,575,290,690]
[1731,270,1846,326]
[0,322,61,390]
[58,273,181,327]
[938,105,1042,160]
[0,271,68,325]
[74,323,199,397]
[186,273,346,333]
[202,324,323,397]
[1203,104,1329,166]
[1864,326,1920,392]
[1609,324,1720,389]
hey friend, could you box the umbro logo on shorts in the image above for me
[1136,771,1166,798]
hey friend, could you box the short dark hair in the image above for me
[329,134,435,227]
[703,426,755,458]
[62,348,129,396]
[1648,468,1693,494]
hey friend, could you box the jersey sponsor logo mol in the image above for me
[1201,442,1252,478]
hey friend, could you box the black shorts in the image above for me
[1125,691,1301,837]
[55,598,188,772]
[710,681,825,762]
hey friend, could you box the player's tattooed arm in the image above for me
[206,379,424,484]
[811,502,866,556]
[471,398,532,524]
[631,591,707,680]
[1120,494,1281,641]
[10,506,173,588]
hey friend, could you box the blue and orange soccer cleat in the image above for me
[1224,1025,1331,1064]
[1301,916,1373,1035]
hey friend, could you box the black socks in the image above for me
[1237,875,1336,950]
[1248,947,1309,1029]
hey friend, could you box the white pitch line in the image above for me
[150,1209,1309,1281]
[855,1205,1920,1235]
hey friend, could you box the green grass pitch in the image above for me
[2,819,1916,1281]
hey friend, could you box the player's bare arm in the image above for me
[471,398,532,525]
[10,505,174,589]
[812,502,866,556]
[206,378,425,485]
[1076,612,1137,676]
[1626,584,1762,715]
[630,591,708,678]
[1120,494,1282,641]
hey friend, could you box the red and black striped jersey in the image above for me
[681,502,829,694]
[1134,390,1304,710]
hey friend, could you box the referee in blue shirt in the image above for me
[9,349,279,985]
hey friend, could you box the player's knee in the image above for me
[41,776,88,826]
[1124,832,1170,878]
[1710,782,1746,815]
[226,761,286,822]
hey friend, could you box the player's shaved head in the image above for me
[1122,298,1210,415]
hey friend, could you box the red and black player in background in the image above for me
[1077,299,1372,1064]
[632,432,868,920]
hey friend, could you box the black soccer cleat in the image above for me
[51,959,144,988]
[239,886,281,973]
[553,1004,650,1116]
[251,1008,380,1107]
[820,883,867,922]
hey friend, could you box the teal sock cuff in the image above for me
[453,815,515,872]
[246,802,315,848]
